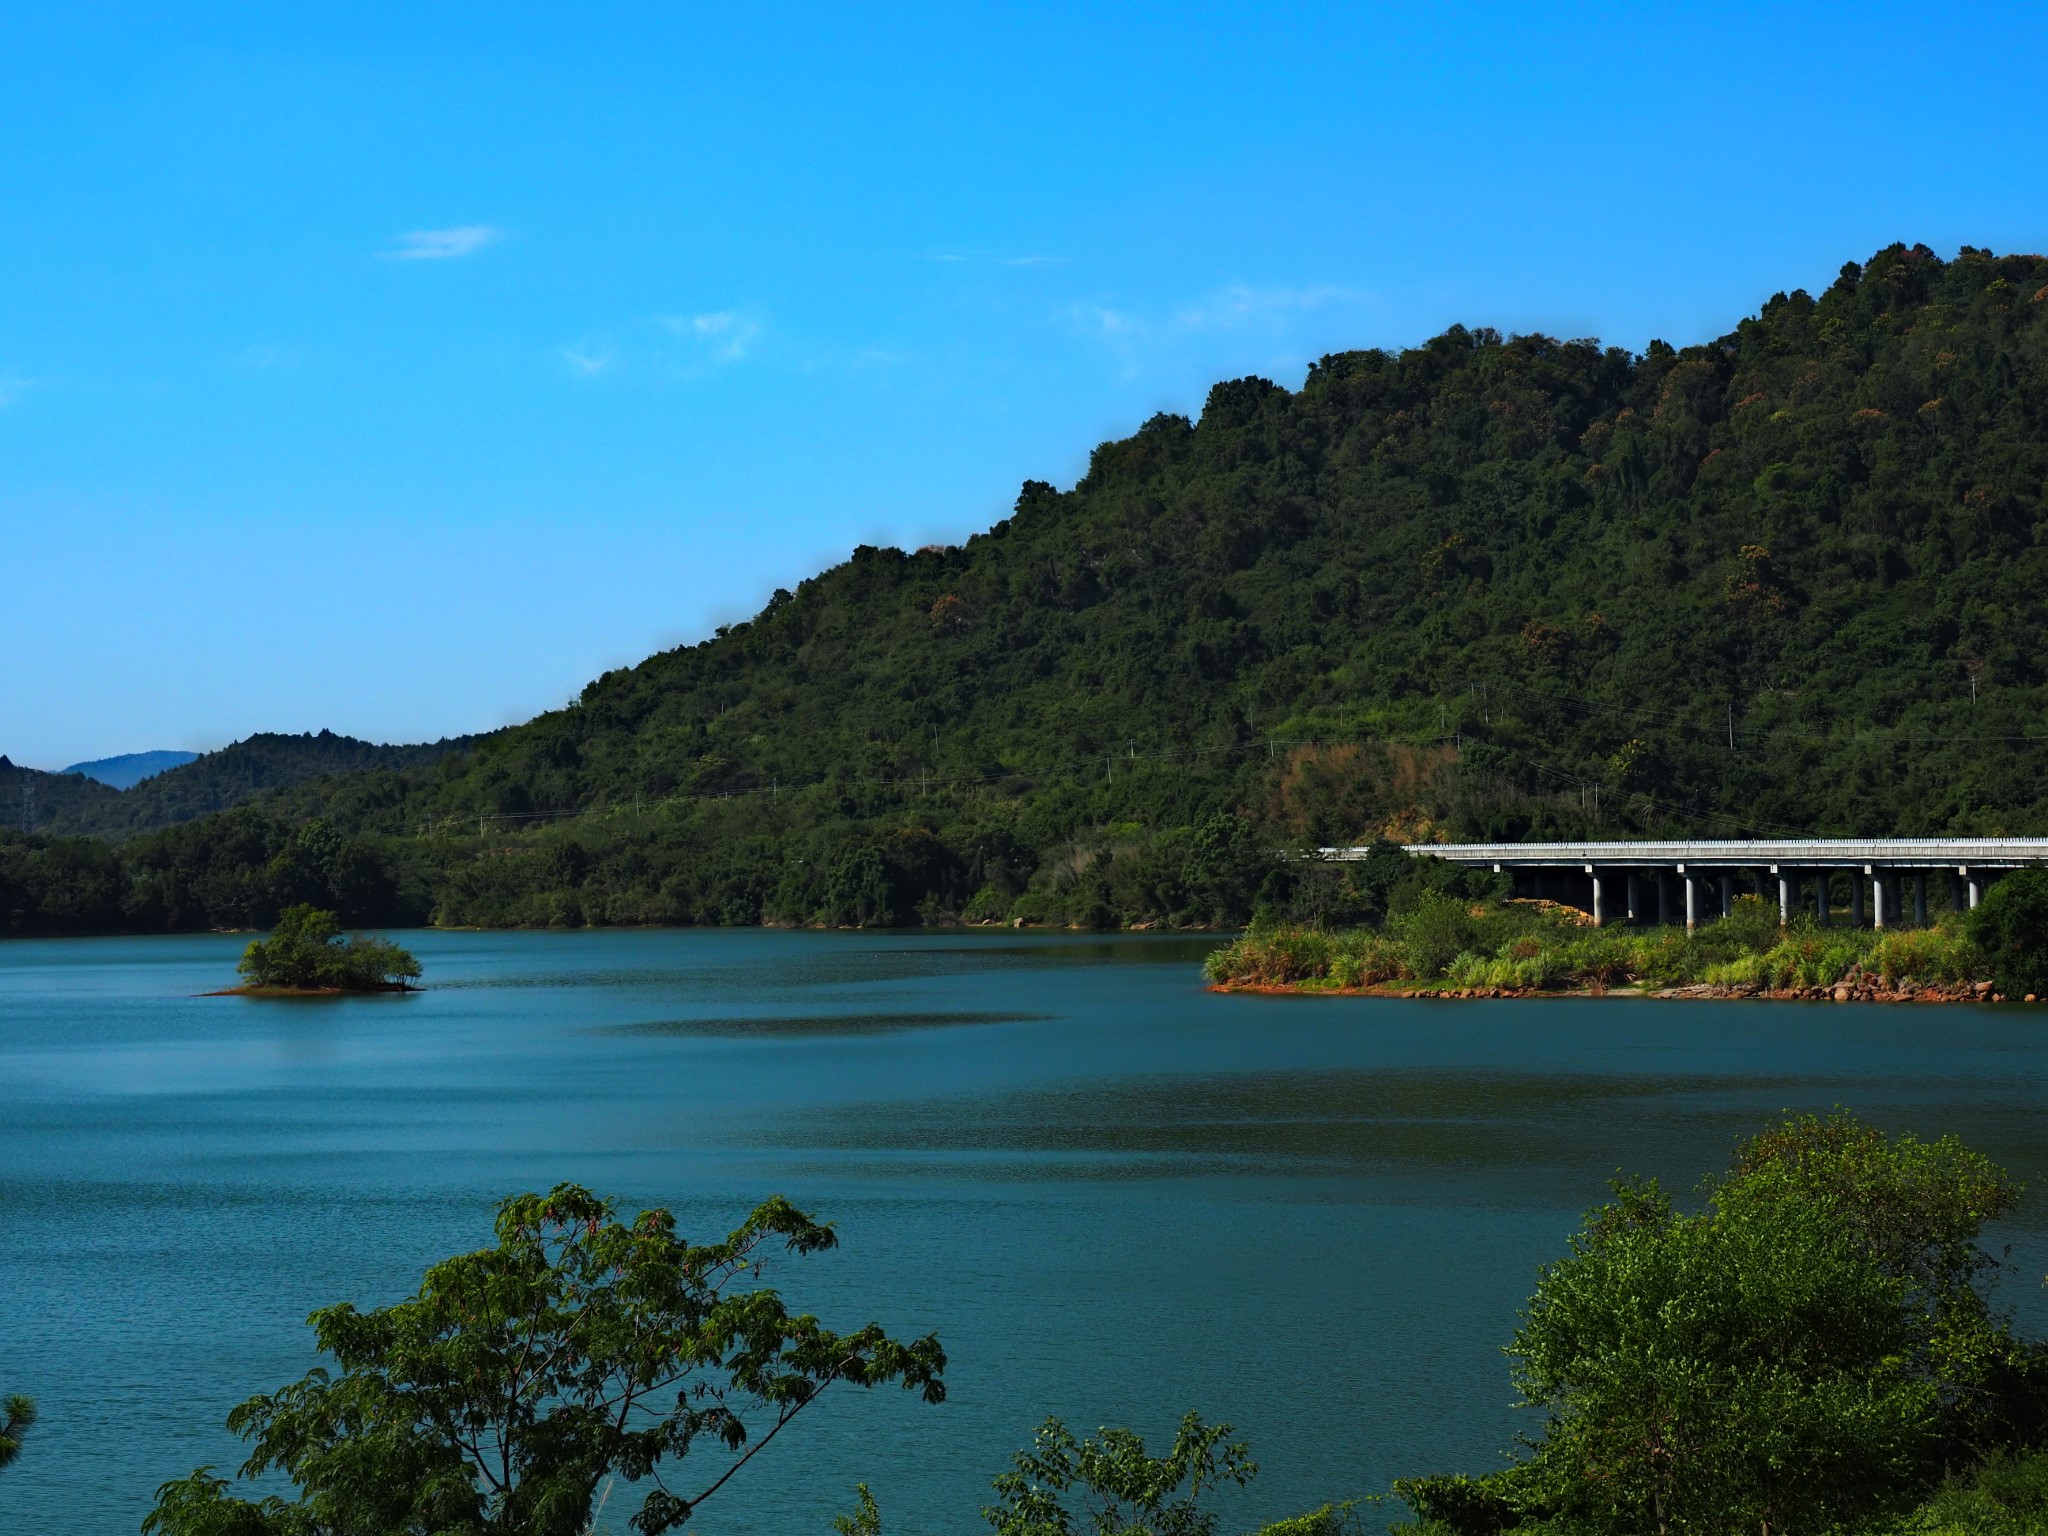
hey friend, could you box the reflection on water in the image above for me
[5,928,2048,1535]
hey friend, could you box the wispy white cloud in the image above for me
[562,344,612,377]
[236,344,299,370]
[922,251,1069,268]
[0,372,36,407]
[384,225,503,261]
[1066,284,1372,344]
[1061,303,1139,335]
[1058,283,1380,383]
[1172,284,1367,332]
[660,310,762,362]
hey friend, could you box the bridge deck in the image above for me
[1343,839,2048,869]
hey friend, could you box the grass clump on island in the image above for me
[232,903,421,993]
[1207,867,2048,1001]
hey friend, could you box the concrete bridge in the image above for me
[1317,839,2048,929]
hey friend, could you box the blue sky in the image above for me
[5,3,2045,768]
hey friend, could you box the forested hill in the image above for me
[7,241,2048,934]
[384,240,2048,833]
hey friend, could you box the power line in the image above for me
[1482,677,2048,748]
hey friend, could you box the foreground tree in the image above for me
[984,1412,1255,1536]
[235,903,421,991]
[0,1394,34,1473]
[144,1185,945,1536]
[1398,1113,2042,1536]
[1967,866,2048,1001]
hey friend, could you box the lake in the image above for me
[5,928,2048,1534]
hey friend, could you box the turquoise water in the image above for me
[5,929,2048,1534]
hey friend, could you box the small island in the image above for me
[220,904,422,995]
[1206,866,2048,1004]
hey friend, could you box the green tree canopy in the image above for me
[143,1185,946,1536]
[1400,1113,2040,1536]
[984,1412,1255,1536]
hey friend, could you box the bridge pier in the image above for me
[1816,870,1830,927]
[1870,866,1888,929]
[1777,867,1794,925]
[1683,870,1699,931]
[1914,873,1928,927]
[1587,866,1606,927]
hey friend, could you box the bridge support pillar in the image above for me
[1588,866,1605,927]
[1720,876,1733,920]
[1914,873,1927,928]
[1683,870,1699,931]
[1870,866,1887,929]
[1816,870,1830,927]
[1965,867,1981,909]
[1777,868,1793,925]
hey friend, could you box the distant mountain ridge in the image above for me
[2,730,484,839]
[61,750,200,790]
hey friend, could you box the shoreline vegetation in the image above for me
[1205,866,2048,1004]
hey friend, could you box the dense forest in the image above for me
[7,241,2048,935]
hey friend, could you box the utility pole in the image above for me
[1727,703,1735,753]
